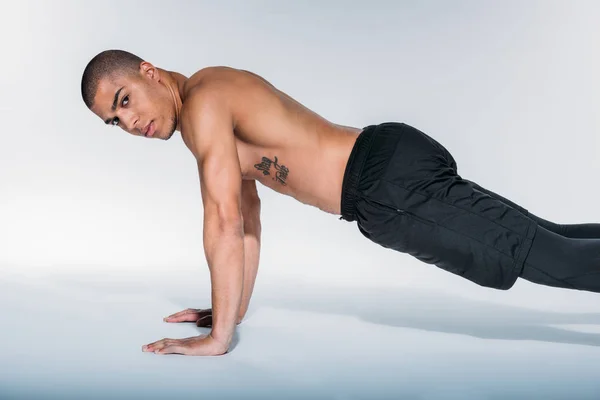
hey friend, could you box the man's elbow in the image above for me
[214,205,244,232]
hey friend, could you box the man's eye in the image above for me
[112,117,120,126]
[122,95,129,107]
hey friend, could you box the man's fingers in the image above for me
[195,314,213,327]
[164,308,199,319]
[142,338,189,355]
[164,313,200,323]
[155,344,186,355]
[143,338,172,353]
[142,335,217,356]
[163,308,211,323]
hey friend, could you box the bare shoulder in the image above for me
[182,66,268,100]
[179,67,258,130]
[179,70,237,160]
[178,67,272,155]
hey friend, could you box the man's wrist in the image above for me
[209,326,234,350]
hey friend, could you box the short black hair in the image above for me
[81,49,144,109]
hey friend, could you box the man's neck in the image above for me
[159,69,188,132]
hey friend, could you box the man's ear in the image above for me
[139,61,160,81]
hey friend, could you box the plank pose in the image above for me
[81,50,600,356]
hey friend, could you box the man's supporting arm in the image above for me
[186,86,245,352]
[238,180,261,324]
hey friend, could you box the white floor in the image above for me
[2,266,600,400]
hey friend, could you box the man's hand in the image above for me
[163,307,214,327]
[140,307,246,356]
[142,334,227,356]
[162,307,245,327]
[141,308,228,356]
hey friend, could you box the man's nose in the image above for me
[120,110,138,132]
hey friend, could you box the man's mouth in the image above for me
[143,121,155,137]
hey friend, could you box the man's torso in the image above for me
[179,66,362,214]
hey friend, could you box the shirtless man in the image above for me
[81,49,600,356]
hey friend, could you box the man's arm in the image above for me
[238,180,261,324]
[187,87,245,352]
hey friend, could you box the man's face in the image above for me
[90,66,177,140]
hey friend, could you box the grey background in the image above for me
[1,0,600,399]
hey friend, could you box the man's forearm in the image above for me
[204,218,245,349]
[238,215,261,323]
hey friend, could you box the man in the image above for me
[81,49,600,356]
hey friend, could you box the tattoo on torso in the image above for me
[254,156,289,186]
